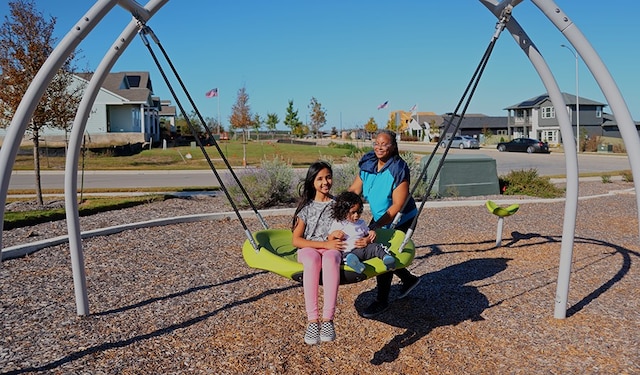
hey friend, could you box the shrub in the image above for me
[612,143,626,154]
[499,169,564,198]
[601,174,612,183]
[402,151,429,199]
[327,156,360,195]
[261,155,295,204]
[621,170,634,182]
[226,156,295,209]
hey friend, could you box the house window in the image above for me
[541,106,555,119]
[595,106,602,118]
[541,130,557,143]
[126,75,141,88]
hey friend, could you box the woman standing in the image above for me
[349,130,421,318]
[292,161,344,344]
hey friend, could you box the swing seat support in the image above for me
[486,200,520,247]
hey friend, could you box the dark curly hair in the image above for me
[331,191,363,221]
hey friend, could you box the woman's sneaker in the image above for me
[382,255,396,270]
[320,321,336,342]
[304,322,320,345]
[345,253,366,274]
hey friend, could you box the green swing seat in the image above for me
[242,228,415,284]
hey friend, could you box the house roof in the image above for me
[600,113,640,128]
[75,71,154,103]
[159,100,176,116]
[504,92,606,110]
[437,114,507,130]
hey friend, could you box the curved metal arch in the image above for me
[532,0,640,318]
[482,0,579,319]
[482,0,580,318]
[63,0,169,316]
[0,0,169,315]
[0,0,638,320]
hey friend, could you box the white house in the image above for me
[0,71,164,147]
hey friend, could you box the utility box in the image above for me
[598,144,613,153]
[420,154,500,197]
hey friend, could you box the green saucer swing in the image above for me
[242,228,415,284]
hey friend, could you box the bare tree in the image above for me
[0,0,83,205]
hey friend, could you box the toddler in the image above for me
[328,191,396,273]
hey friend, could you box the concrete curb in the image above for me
[3,184,636,261]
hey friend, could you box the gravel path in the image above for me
[1,180,639,374]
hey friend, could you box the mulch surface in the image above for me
[1,181,639,374]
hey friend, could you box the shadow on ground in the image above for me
[355,257,511,365]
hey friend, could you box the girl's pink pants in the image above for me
[297,247,342,321]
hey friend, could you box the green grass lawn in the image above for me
[5,140,367,228]
[15,140,360,170]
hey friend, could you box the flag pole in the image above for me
[217,92,220,134]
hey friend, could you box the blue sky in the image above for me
[2,1,639,131]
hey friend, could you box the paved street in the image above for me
[6,142,632,191]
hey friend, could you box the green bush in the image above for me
[499,169,564,198]
[622,170,634,182]
[601,174,612,183]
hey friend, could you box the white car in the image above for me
[440,135,480,149]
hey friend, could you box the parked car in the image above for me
[440,135,480,149]
[496,138,549,153]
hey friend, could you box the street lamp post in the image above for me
[561,44,580,153]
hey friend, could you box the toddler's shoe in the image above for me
[345,253,366,274]
[382,254,396,270]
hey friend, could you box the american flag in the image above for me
[205,88,218,98]
[377,100,389,110]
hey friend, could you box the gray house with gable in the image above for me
[503,92,606,145]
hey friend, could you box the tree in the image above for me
[252,113,262,141]
[205,115,221,134]
[229,86,252,134]
[283,100,302,137]
[364,117,378,137]
[175,110,204,137]
[229,86,252,165]
[386,117,397,132]
[265,112,279,139]
[308,97,326,138]
[0,0,83,205]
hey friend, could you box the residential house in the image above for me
[158,99,177,139]
[0,71,163,147]
[504,92,606,145]
[80,71,162,146]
